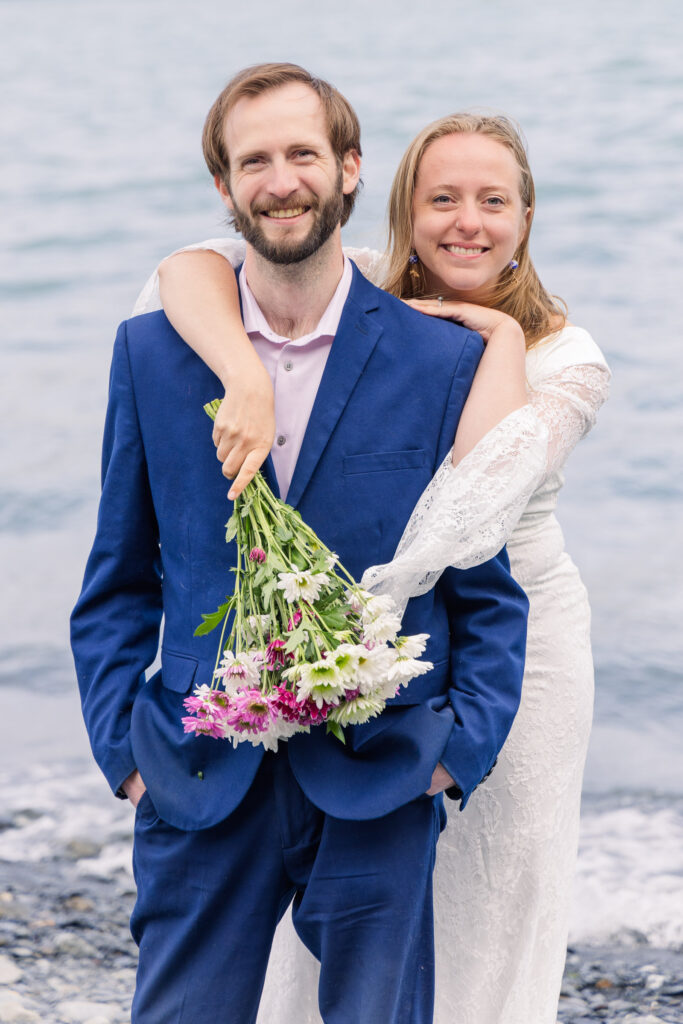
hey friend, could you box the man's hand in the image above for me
[122,769,147,808]
[426,763,456,796]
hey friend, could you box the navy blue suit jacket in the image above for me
[71,264,528,830]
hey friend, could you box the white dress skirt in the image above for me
[134,241,610,1024]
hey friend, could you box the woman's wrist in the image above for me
[218,351,270,393]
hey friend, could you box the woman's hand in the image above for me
[403,297,525,346]
[215,359,276,500]
[404,297,527,465]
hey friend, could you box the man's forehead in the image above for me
[225,82,326,151]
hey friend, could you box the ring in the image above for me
[438,296,443,308]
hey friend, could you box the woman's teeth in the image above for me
[445,245,485,255]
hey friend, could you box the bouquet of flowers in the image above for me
[182,400,433,751]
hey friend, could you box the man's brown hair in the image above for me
[202,62,362,227]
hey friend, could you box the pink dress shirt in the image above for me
[239,257,353,500]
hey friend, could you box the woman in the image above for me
[134,114,609,1024]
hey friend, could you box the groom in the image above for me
[71,63,528,1023]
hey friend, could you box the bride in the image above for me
[134,112,609,1024]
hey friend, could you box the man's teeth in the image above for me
[266,207,306,219]
[445,245,485,255]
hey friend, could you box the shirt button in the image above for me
[276,435,287,447]
[284,360,294,372]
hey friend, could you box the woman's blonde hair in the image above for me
[383,113,566,348]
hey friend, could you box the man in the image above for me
[71,63,528,1023]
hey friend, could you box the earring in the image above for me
[408,250,421,287]
[509,259,519,270]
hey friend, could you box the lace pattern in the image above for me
[361,362,610,612]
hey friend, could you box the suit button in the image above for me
[276,435,287,446]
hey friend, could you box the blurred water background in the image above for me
[1,0,682,950]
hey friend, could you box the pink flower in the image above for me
[182,687,230,738]
[225,688,277,735]
[249,547,267,563]
[274,686,330,726]
[265,637,289,671]
[287,610,303,631]
[181,715,225,739]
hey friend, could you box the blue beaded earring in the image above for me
[509,259,519,270]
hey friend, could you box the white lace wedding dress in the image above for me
[134,241,610,1024]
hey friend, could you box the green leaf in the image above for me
[320,610,349,631]
[284,625,308,654]
[261,578,278,608]
[267,553,289,573]
[290,550,307,571]
[224,514,238,543]
[276,525,293,543]
[193,602,231,636]
[203,398,222,422]
[252,564,271,588]
[326,720,346,744]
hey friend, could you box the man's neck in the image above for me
[243,230,345,339]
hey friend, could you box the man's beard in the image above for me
[229,170,344,265]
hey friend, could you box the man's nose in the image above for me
[266,158,300,199]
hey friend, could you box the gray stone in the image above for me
[0,955,22,984]
[0,991,40,1024]
[558,994,591,1015]
[644,973,667,990]
[64,839,102,860]
[622,1015,668,1024]
[56,1001,120,1023]
[50,932,98,957]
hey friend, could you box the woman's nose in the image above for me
[454,201,482,235]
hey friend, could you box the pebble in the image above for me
[0,956,22,984]
[56,1000,121,1022]
[0,991,40,1024]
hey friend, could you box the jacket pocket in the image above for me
[160,648,199,693]
[343,449,427,476]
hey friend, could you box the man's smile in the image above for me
[260,205,312,221]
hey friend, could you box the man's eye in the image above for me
[295,150,316,160]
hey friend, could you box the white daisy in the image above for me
[394,633,430,659]
[277,570,330,603]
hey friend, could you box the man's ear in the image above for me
[341,150,362,195]
[215,174,234,211]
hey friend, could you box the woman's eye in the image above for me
[485,196,505,206]
[433,195,453,205]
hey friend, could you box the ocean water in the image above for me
[1,0,682,947]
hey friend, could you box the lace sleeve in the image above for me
[131,237,247,316]
[360,406,549,612]
[342,246,387,287]
[361,360,610,613]
[530,363,611,475]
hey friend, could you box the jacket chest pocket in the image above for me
[343,449,428,476]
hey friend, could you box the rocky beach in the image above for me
[1,810,682,1024]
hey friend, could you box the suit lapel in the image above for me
[285,267,383,509]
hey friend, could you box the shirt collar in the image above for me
[239,256,353,346]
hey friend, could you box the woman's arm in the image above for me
[158,250,274,499]
[152,244,387,497]
[403,298,528,464]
